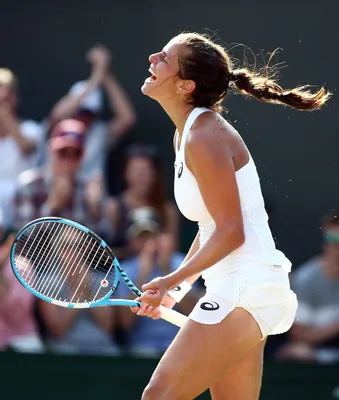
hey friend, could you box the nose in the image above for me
[149,52,158,64]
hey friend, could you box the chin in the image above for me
[141,83,153,97]
[141,84,148,95]
[141,86,158,101]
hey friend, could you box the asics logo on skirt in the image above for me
[200,301,220,311]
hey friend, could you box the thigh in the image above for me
[210,338,266,400]
[142,308,263,400]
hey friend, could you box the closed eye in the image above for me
[161,51,168,62]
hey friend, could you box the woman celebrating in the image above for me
[136,32,330,399]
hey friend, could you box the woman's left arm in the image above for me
[141,122,245,305]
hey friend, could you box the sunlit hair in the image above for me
[0,68,18,92]
[176,32,331,113]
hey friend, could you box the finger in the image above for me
[136,301,150,315]
[140,290,159,304]
[150,308,162,320]
[140,295,161,308]
[142,306,160,320]
[137,303,155,317]
[130,305,139,314]
[142,281,158,291]
[130,298,141,314]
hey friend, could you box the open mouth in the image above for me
[146,68,157,82]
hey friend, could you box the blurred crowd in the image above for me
[0,44,200,358]
[0,44,338,363]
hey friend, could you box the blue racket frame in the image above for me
[10,217,143,309]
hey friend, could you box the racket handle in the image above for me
[159,305,188,328]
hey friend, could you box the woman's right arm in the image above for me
[179,231,201,286]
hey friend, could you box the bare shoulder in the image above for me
[186,112,233,155]
[186,112,248,168]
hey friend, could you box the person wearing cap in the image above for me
[12,118,106,233]
[116,207,200,356]
[11,118,118,356]
[0,68,43,229]
[49,44,137,184]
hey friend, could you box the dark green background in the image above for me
[1,0,338,265]
[1,352,338,399]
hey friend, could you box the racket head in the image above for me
[10,217,121,308]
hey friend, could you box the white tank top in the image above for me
[174,107,291,280]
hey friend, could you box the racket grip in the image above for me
[159,305,188,328]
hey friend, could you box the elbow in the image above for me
[236,228,246,248]
[124,112,137,131]
[217,224,245,252]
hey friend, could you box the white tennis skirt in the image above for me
[189,263,298,338]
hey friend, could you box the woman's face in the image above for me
[141,37,182,101]
[125,156,157,194]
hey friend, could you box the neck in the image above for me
[125,189,148,204]
[157,98,195,135]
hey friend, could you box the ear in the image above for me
[176,79,196,95]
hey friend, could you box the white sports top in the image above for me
[174,107,291,280]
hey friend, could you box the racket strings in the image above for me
[13,222,116,304]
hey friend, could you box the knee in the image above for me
[142,381,164,400]
[142,375,177,400]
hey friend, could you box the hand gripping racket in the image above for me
[10,217,187,328]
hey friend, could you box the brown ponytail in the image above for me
[230,68,331,111]
[176,32,331,112]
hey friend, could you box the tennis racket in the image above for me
[10,217,187,328]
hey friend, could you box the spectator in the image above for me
[106,144,180,260]
[0,68,43,228]
[276,211,339,363]
[37,295,120,356]
[48,44,136,188]
[11,118,119,355]
[13,118,106,234]
[117,207,199,357]
[0,232,44,353]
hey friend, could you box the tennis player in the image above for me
[134,32,331,399]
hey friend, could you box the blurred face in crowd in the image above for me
[323,224,339,259]
[124,156,157,196]
[129,231,157,255]
[0,83,17,111]
[50,146,83,177]
[0,69,18,111]
[49,119,85,178]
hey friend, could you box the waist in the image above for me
[198,220,291,278]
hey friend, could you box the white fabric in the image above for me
[173,107,297,336]
[189,263,297,338]
[69,80,103,113]
[167,281,192,303]
[174,107,292,279]
[0,120,43,227]
[79,120,108,180]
